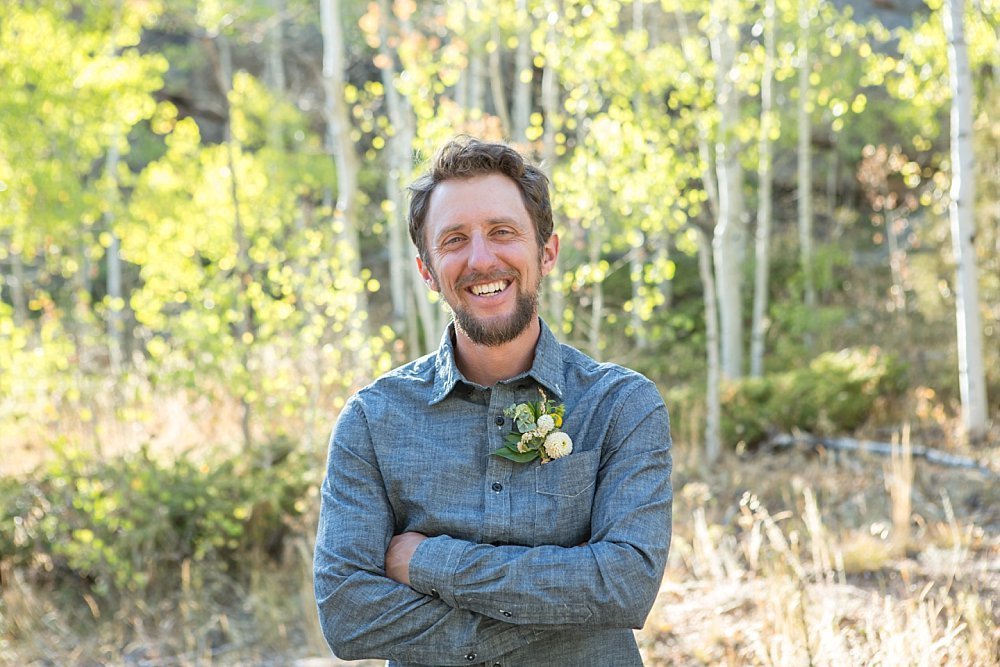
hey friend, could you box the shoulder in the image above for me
[345,351,437,417]
[360,353,436,404]
[559,342,661,403]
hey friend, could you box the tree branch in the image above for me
[766,432,997,477]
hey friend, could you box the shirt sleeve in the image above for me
[407,378,673,629]
[313,397,545,665]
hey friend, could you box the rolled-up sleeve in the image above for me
[313,398,542,665]
[407,379,672,629]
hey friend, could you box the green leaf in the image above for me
[490,446,539,463]
[504,433,522,446]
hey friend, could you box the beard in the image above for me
[452,283,538,347]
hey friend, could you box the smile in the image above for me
[469,280,510,296]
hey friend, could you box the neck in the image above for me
[453,317,541,387]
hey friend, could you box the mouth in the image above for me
[468,280,511,297]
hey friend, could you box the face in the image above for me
[416,173,558,347]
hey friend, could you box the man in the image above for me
[314,137,672,666]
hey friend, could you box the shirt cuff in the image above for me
[408,534,468,608]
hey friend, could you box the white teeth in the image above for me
[470,281,507,296]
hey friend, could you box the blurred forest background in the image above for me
[1,0,998,664]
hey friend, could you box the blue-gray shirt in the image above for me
[314,320,672,666]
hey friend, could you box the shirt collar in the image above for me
[429,319,565,405]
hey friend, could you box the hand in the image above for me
[385,531,427,587]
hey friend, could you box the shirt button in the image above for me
[465,652,477,661]
[495,415,504,426]
[430,588,439,598]
[493,663,502,667]
[491,482,503,492]
[500,609,512,618]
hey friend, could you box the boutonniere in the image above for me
[491,389,573,464]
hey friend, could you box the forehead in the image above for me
[425,173,531,236]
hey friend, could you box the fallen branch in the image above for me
[766,432,997,477]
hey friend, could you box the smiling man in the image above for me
[314,137,673,666]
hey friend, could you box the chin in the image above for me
[455,310,536,347]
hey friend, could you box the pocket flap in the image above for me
[534,449,600,498]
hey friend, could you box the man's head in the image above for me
[408,137,558,347]
[408,137,553,266]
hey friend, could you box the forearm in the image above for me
[315,399,546,663]
[314,564,542,664]
[408,394,672,628]
[407,501,670,628]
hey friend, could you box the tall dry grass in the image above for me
[642,439,998,666]
[2,406,996,666]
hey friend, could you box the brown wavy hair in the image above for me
[407,136,553,263]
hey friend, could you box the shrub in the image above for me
[721,346,905,449]
[0,442,315,604]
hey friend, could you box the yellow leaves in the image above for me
[165,117,202,153]
[74,529,95,545]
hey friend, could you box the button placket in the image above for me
[482,385,517,546]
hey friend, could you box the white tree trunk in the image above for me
[377,0,415,347]
[320,0,368,344]
[750,0,776,378]
[465,0,486,117]
[798,0,816,326]
[630,0,648,349]
[541,32,564,329]
[697,226,722,464]
[104,138,124,372]
[8,245,28,326]
[512,0,532,142]
[265,0,286,150]
[710,3,745,379]
[588,219,603,360]
[321,0,359,226]
[488,22,512,135]
[944,0,988,439]
[630,240,649,349]
[210,33,254,449]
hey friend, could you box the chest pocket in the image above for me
[531,449,601,547]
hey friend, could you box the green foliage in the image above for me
[0,443,314,604]
[721,347,907,448]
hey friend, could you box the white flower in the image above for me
[536,414,555,435]
[543,431,573,460]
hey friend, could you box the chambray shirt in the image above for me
[314,320,672,666]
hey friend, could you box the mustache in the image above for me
[455,270,520,291]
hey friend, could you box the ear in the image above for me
[539,233,559,278]
[416,255,439,292]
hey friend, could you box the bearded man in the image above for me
[314,137,673,666]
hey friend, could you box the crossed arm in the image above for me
[313,384,672,664]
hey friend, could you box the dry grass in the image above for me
[640,444,1000,666]
[2,414,997,665]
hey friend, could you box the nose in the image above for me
[466,232,498,272]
